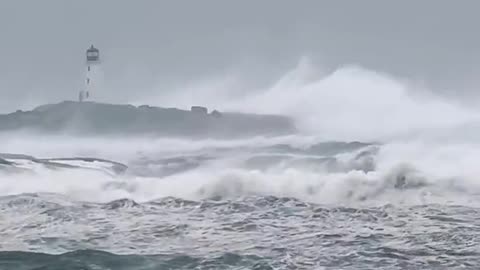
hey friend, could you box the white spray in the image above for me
[151,58,480,142]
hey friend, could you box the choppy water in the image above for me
[2,138,480,269]
[2,195,480,269]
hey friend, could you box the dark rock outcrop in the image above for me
[0,153,128,175]
[0,158,13,166]
[0,101,296,138]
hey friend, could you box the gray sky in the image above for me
[1,0,479,112]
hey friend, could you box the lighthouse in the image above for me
[79,45,100,102]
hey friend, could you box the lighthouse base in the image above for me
[78,90,90,102]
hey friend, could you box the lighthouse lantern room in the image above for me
[86,45,100,63]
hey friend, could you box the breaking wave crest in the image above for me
[2,139,480,207]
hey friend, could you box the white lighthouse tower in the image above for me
[79,45,100,102]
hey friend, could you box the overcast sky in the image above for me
[1,0,479,112]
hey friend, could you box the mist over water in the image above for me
[3,58,480,205]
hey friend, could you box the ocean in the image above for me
[1,135,480,269]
